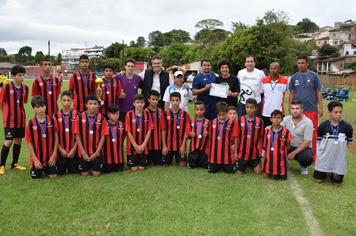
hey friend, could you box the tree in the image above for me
[297,18,319,33]
[0,48,7,56]
[148,30,165,47]
[195,28,230,45]
[124,47,156,61]
[55,53,62,65]
[162,29,191,45]
[136,36,146,48]
[159,43,189,67]
[105,42,126,58]
[34,51,45,64]
[15,46,32,64]
[318,44,340,59]
[231,21,248,33]
[195,19,224,30]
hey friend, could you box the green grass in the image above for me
[0,79,355,235]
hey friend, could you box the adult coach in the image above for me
[139,56,169,109]
[282,100,313,175]
[261,62,288,127]
[237,55,265,117]
[192,59,217,120]
[289,55,323,160]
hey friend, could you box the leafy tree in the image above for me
[318,44,340,59]
[0,48,7,56]
[136,36,146,48]
[105,42,126,58]
[297,18,319,33]
[148,30,165,47]
[34,51,45,64]
[124,47,156,61]
[15,46,32,64]
[129,40,136,47]
[231,21,248,33]
[162,29,191,45]
[195,19,224,30]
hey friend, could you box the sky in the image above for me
[0,0,355,55]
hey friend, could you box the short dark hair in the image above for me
[245,98,257,107]
[85,94,98,104]
[31,96,46,108]
[151,55,161,61]
[297,55,308,62]
[271,109,283,118]
[216,101,228,113]
[290,99,303,108]
[227,106,237,112]
[246,55,255,61]
[125,59,136,65]
[11,65,26,76]
[133,94,145,102]
[149,90,160,98]
[79,54,89,61]
[218,59,232,71]
[327,101,343,112]
[170,91,181,100]
[61,90,73,99]
[42,55,52,64]
[194,100,205,108]
[107,104,120,113]
[201,58,211,66]
[103,64,114,71]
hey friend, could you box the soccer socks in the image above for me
[11,144,21,167]
[0,145,10,166]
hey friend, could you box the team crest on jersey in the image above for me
[39,82,43,86]
[294,80,300,86]
[9,89,14,94]
[77,76,81,80]
[212,125,216,128]
[57,118,62,122]
[47,123,53,127]
[32,126,38,130]
[240,122,245,127]
[82,119,86,123]
[132,119,136,123]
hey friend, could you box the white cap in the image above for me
[174,71,184,77]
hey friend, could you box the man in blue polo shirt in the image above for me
[192,59,217,120]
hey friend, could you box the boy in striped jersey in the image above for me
[0,65,29,175]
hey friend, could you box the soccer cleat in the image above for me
[0,166,5,175]
[11,164,26,171]
[300,167,308,176]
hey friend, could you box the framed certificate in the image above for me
[209,83,229,98]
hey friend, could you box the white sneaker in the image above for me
[300,167,308,175]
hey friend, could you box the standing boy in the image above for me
[0,65,29,174]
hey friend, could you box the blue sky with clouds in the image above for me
[0,0,355,54]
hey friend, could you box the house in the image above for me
[317,55,356,74]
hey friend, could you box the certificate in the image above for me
[209,83,229,98]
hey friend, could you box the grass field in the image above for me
[0,79,355,235]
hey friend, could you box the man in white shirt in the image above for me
[237,55,265,117]
[163,71,192,112]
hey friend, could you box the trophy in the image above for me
[95,77,103,105]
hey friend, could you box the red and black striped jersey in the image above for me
[189,117,209,154]
[0,82,29,128]
[208,118,238,164]
[53,110,79,155]
[237,116,264,160]
[69,71,96,112]
[31,75,61,116]
[144,107,166,151]
[99,78,122,115]
[262,126,291,176]
[164,109,191,152]
[102,121,126,164]
[74,112,109,157]
[125,110,154,155]
[25,115,58,167]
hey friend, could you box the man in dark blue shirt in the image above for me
[192,59,216,120]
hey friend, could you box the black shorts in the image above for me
[78,157,103,173]
[163,151,186,165]
[188,150,208,169]
[30,165,57,179]
[4,127,25,140]
[127,154,147,167]
[313,170,344,184]
[102,163,124,173]
[237,158,261,172]
[208,163,235,174]
[147,150,163,165]
[56,155,80,175]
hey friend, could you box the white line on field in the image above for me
[288,172,324,236]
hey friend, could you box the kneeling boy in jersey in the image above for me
[0,65,29,175]
[208,101,238,174]
[162,92,191,166]
[103,104,126,173]
[262,110,291,180]
[188,100,209,169]
[53,90,79,175]
[74,95,108,176]
[125,94,153,171]
[25,96,58,179]
[236,98,264,175]
[314,101,353,186]
[145,90,166,165]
